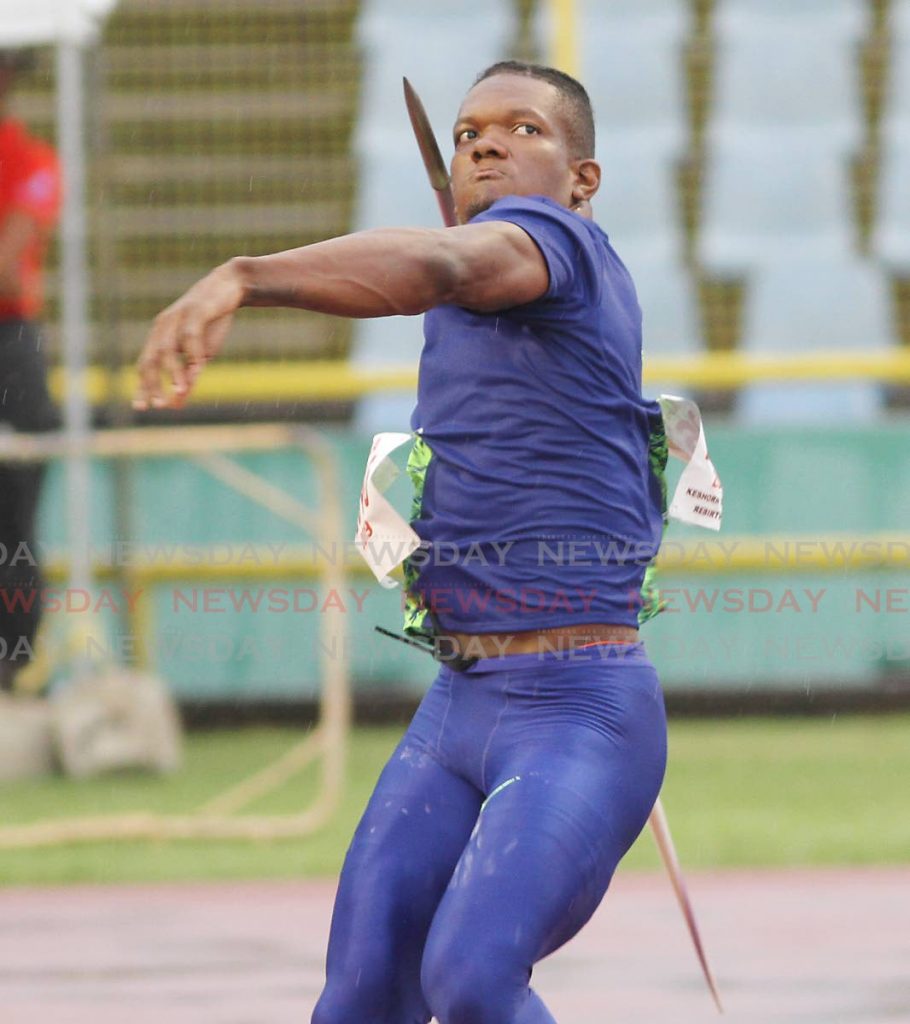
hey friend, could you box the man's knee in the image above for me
[312,976,426,1024]
[312,980,372,1024]
[422,941,519,1024]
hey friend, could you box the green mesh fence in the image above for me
[14,0,362,377]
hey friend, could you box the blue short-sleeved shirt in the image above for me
[405,195,666,634]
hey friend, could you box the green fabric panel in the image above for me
[402,434,433,637]
[638,417,669,626]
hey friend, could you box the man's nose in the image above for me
[470,131,507,160]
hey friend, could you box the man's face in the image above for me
[450,73,585,223]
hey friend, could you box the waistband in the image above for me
[445,622,638,660]
[447,641,648,675]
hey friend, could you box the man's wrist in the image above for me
[223,256,253,309]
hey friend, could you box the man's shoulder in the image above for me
[477,194,601,233]
[474,194,608,267]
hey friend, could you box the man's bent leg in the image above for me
[312,734,482,1024]
[421,658,667,1024]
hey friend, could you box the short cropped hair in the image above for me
[472,61,595,160]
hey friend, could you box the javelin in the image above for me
[401,75,723,1014]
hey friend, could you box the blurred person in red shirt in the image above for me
[0,48,62,691]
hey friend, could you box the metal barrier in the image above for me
[0,424,350,848]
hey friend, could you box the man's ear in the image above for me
[570,159,601,205]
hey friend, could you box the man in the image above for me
[136,62,668,1024]
[0,49,62,691]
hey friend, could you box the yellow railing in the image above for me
[39,533,910,583]
[48,350,910,406]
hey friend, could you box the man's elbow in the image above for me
[394,243,463,314]
[431,223,548,312]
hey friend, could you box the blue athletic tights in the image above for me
[311,643,667,1024]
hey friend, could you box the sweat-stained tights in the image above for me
[312,643,667,1024]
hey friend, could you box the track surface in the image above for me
[2,867,908,1023]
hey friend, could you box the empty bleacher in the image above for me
[735,255,893,423]
[15,0,362,370]
[350,0,517,431]
[8,0,908,418]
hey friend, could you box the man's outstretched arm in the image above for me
[134,220,548,410]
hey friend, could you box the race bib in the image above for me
[354,404,723,586]
[658,395,723,531]
[354,432,421,588]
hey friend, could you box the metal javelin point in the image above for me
[401,73,723,1014]
[402,77,458,227]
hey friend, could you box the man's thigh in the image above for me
[316,731,482,1023]
[421,666,667,1007]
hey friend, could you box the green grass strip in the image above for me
[0,715,907,886]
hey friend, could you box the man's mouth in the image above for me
[472,168,505,181]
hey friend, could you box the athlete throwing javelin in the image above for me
[137,62,671,1024]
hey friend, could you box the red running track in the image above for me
[1,867,908,1023]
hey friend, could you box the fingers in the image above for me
[134,263,244,410]
[179,312,209,386]
[133,314,171,411]
[133,310,202,410]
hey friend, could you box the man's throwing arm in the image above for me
[133,222,548,410]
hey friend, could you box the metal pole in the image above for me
[547,0,578,76]
[55,37,92,599]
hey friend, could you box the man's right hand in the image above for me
[133,260,245,410]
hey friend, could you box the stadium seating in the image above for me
[356,4,515,148]
[873,130,910,270]
[699,134,856,276]
[533,0,693,299]
[882,37,910,139]
[353,144,444,232]
[634,258,702,357]
[735,256,894,423]
[534,1,688,158]
[567,0,690,36]
[713,0,868,41]
[595,134,685,268]
[708,22,863,153]
[634,257,703,400]
[893,0,910,39]
[352,0,515,432]
[578,22,688,156]
[872,3,910,270]
[23,1,364,364]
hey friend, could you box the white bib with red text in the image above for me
[354,432,421,588]
[658,395,723,531]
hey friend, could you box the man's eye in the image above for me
[456,129,477,144]
[514,124,540,135]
